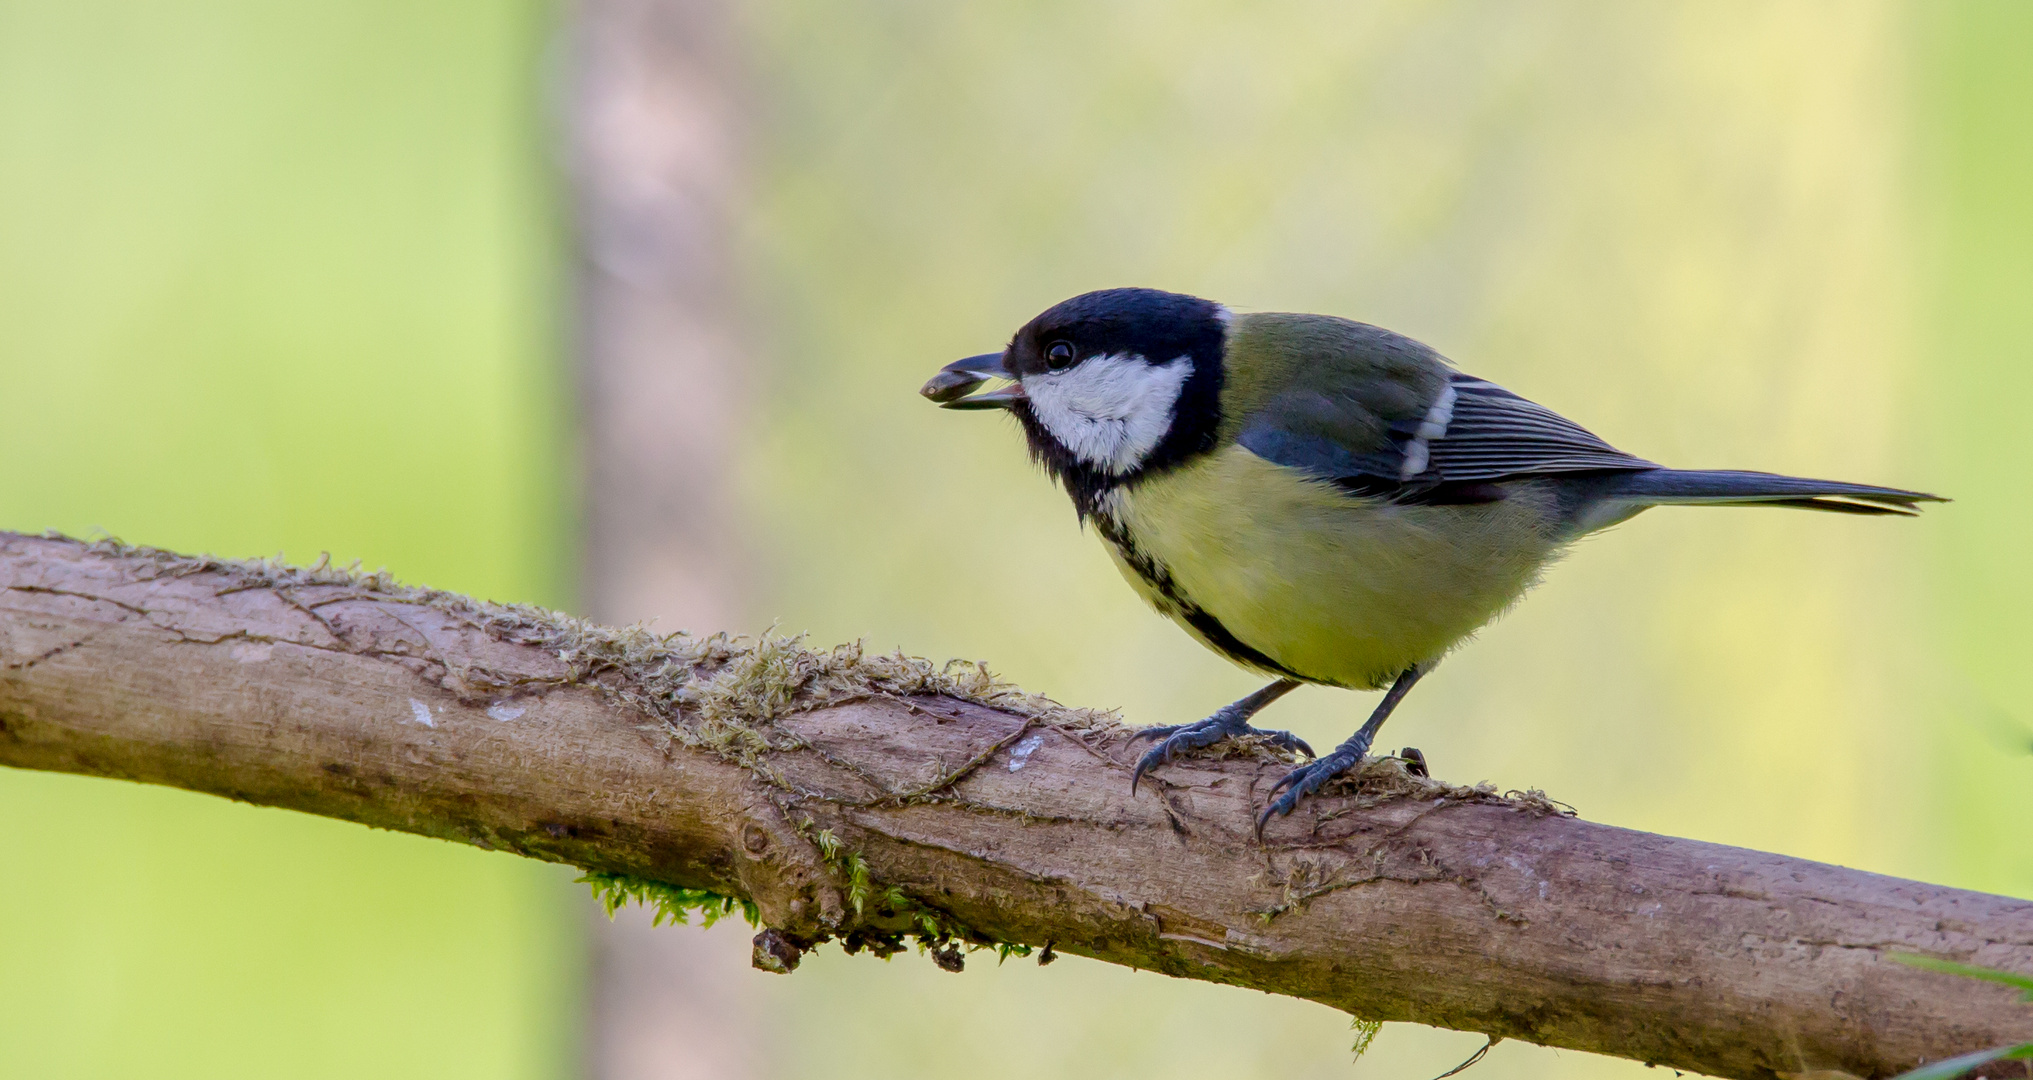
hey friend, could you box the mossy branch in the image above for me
[2,532,2029,1080]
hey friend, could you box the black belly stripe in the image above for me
[1091,513,1310,682]
[1179,609,1310,682]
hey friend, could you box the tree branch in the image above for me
[0,532,2026,1079]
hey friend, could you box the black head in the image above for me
[923,288,1228,516]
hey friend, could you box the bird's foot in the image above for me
[1398,746,1429,778]
[1257,734,1375,834]
[1128,708,1313,795]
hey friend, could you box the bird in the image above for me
[920,287,1942,832]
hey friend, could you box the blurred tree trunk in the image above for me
[566,2,758,1077]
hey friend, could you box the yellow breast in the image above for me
[1098,445,1568,690]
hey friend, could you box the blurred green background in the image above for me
[1,1,2027,1078]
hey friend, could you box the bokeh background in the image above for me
[1,2,2027,1078]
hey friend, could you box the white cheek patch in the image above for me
[1024,353,1194,474]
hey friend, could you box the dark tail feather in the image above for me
[1599,469,1947,517]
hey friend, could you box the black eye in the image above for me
[1045,341,1075,370]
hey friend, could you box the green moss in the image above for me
[578,871,759,930]
[1350,1018,1382,1062]
[805,827,1031,970]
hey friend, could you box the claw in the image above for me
[1265,731,1316,758]
[1129,742,1169,795]
[1289,734,1318,757]
[1127,679,1307,799]
[1254,795,1282,839]
[1128,723,1215,794]
[1254,747,1367,838]
[1127,717,1311,796]
[1125,724,1185,747]
[1129,755,1157,795]
[1127,724,1190,794]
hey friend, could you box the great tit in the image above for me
[921,287,1942,830]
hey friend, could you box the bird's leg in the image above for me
[1128,679,1309,794]
[1258,665,1429,833]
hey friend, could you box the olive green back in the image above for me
[1218,312,1453,453]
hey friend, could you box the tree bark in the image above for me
[0,532,2027,1080]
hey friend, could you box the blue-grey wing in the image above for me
[1425,376,1653,479]
[1237,372,1654,498]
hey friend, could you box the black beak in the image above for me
[921,352,1023,410]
